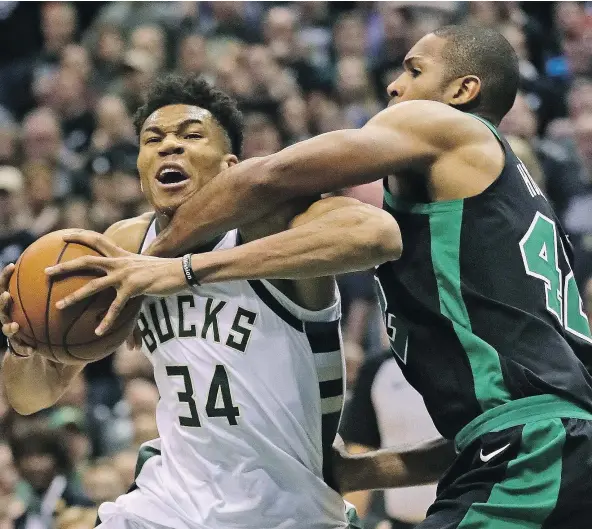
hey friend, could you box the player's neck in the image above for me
[155,212,224,256]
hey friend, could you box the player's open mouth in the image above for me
[156,164,190,188]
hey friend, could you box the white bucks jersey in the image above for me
[103,221,347,529]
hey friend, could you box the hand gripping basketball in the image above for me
[45,232,186,336]
[0,263,34,358]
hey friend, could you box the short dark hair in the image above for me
[133,75,244,156]
[10,430,72,475]
[433,25,520,124]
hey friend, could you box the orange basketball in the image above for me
[8,229,142,364]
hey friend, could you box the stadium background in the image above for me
[0,2,591,528]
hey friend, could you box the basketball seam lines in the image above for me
[62,296,100,360]
[45,243,70,363]
[15,245,38,344]
[58,244,133,356]
[33,306,139,346]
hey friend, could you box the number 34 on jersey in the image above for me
[520,211,592,344]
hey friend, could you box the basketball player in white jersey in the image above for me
[1,76,402,529]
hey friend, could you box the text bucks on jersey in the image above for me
[114,224,348,529]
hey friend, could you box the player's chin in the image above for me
[151,186,193,213]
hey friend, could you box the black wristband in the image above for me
[182,254,200,287]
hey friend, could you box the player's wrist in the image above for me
[182,254,201,287]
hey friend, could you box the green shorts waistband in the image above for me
[455,394,592,452]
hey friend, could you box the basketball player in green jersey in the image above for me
[39,25,592,527]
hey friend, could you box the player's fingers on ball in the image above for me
[3,322,19,337]
[96,295,126,336]
[0,292,12,322]
[0,263,15,290]
[56,277,112,309]
[46,255,108,276]
[63,232,123,257]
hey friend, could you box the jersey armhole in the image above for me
[468,113,507,153]
[255,278,341,323]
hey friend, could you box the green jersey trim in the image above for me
[457,417,566,528]
[468,113,503,142]
[455,394,592,452]
[429,205,512,415]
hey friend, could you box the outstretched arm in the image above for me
[333,436,455,494]
[146,100,462,257]
[190,196,401,283]
[46,197,402,335]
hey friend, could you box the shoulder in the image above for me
[104,212,153,253]
[367,101,496,151]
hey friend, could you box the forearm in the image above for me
[337,440,455,494]
[190,205,401,283]
[146,157,281,257]
[146,129,393,258]
[2,352,84,415]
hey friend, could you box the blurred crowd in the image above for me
[0,2,591,529]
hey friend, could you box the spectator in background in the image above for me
[205,1,255,44]
[279,96,311,145]
[564,114,592,285]
[500,92,582,219]
[90,95,136,153]
[50,67,95,155]
[110,450,137,492]
[48,408,92,486]
[81,461,125,506]
[10,430,92,529]
[263,6,321,93]
[586,277,592,329]
[555,2,592,77]
[177,34,209,79]
[263,7,300,64]
[115,49,159,115]
[335,56,381,127]
[0,109,18,167]
[0,166,34,356]
[332,13,367,60]
[129,25,167,73]
[21,107,80,199]
[55,506,97,529]
[33,3,79,107]
[61,44,93,86]
[0,167,35,270]
[0,441,24,529]
[20,161,63,237]
[245,44,300,110]
[241,113,282,159]
[92,25,126,93]
[83,144,142,232]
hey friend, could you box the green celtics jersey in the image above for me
[375,116,592,440]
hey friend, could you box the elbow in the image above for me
[359,209,403,264]
[6,393,50,416]
[2,373,55,416]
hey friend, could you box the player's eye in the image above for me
[145,137,160,144]
[185,133,202,140]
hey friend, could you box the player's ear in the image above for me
[446,75,481,107]
[220,154,238,171]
